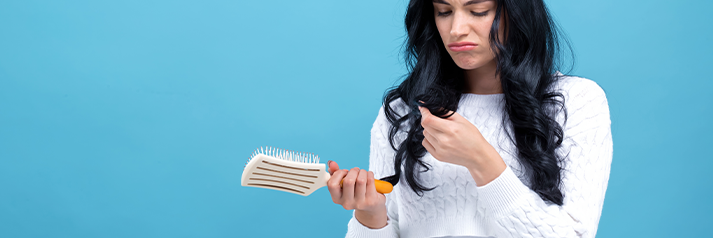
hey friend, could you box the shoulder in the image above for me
[552,73,611,132]
[552,73,608,106]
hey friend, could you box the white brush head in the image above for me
[241,147,330,196]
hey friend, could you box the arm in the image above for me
[346,105,402,238]
[477,79,613,238]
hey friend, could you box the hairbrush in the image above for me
[241,146,393,196]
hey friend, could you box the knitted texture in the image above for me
[345,75,613,238]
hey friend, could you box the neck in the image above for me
[463,59,502,95]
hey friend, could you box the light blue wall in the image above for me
[0,0,710,237]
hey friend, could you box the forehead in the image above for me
[432,0,494,6]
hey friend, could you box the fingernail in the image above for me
[327,160,333,167]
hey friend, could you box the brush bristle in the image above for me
[244,146,320,169]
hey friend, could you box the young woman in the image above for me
[327,0,612,237]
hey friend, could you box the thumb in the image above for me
[328,160,340,175]
[418,106,430,116]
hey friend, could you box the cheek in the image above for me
[475,21,494,44]
[436,21,450,42]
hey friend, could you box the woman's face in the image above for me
[432,0,499,70]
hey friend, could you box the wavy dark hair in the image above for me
[380,0,572,205]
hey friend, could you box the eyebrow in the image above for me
[432,0,491,6]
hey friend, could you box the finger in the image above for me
[448,110,464,120]
[422,127,439,145]
[327,169,347,201]
[418,102,457,120]
[419,106,448,133]
[442,109,457,119]
[354,169,368,206]
[328,160,339,175]
[365,171,377,197]
[418,106,430,121]
[342,167,360,202]
[423,136,436,155]
[443,111,469,126]
[418,106,434,130]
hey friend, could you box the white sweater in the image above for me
[345,75,613,238]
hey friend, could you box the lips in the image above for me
[448,42,477,52]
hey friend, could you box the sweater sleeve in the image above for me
[476,78,613,238]
[345,104,403,238]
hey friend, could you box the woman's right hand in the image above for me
[326,160,388,229]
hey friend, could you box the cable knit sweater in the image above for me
[345,75,613,238]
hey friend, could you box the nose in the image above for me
[450,11,470,38]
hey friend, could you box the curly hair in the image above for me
[380,0,573,205]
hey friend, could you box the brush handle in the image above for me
[340,179,393,194]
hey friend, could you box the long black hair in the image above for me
[380,0,572,205]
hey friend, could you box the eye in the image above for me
[437,11,452,17]
[471,10,488,17]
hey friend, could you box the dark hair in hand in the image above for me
[380,0,572,205]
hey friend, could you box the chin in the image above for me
[447,45,500,70]
[451,52,493,70]
[454,59,486,70]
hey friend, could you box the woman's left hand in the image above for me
[418,106,507,186]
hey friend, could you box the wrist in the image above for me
[467,149,506,186]
[354,208,388,229]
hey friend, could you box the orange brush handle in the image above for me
[340,179,393,194]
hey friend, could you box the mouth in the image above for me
[448,42,477,52]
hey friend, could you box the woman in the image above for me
[327,0,612,237]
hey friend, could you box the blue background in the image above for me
[1,0,711,237]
